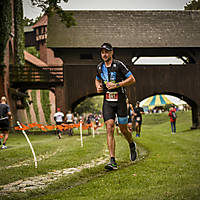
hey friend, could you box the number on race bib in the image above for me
[106,92,118,102]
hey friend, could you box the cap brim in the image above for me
[100,47,112,51]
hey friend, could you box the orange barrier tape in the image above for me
[45,125,56,130]
[14,122,103,132]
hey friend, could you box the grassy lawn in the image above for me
[0,111,199,200]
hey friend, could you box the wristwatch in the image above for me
[116,83,120,88]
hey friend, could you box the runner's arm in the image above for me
[116,74,135,87]
[130,104,134,114]
[8,111,12,120]
[95,78,103,93]
[106,75,135,90]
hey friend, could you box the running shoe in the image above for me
[105,161,118,170]
[130,142,137,161]
[1,145,7,149]
[58,133,62,139]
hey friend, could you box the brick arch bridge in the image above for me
[45,10,200,128]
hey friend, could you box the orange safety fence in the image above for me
[14,122,104,132]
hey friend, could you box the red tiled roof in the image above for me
[32,15,48,29]
[24,50,48,67]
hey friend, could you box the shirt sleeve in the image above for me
[118,61,133,78]
[7,105,10,113]
[96,63,102,81]
[96,75,101,80]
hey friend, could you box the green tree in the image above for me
[14,0,25,66]
[0,0,12,65]
[31,0,76,27]
[184,0,200,10]
[23,17,35,26]
[23,14,43,26]
[25,47,40,58]
[74,96,103,115]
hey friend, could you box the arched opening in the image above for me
[139,93,196,129]
[140,93,191,114]
[72,94,103,115]
[71,94,104,125]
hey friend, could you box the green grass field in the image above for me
[0,111,199,200]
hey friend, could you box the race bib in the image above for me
[106,92,118,102]
[136,117,141,121]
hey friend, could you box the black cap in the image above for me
[136,101,140,104]
[100,43,113,51]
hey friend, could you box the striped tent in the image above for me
[141,95,173,109]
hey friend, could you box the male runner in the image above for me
[95,43,137,170]
[54,108,64,139]
[0,96,12,149]
[65,110,74,136]
[133,101,144,137]
[126,98,134,132]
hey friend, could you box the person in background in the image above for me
[115,115,120,135]
[0,96,12,149]
[168,106,177,134]
[133,101,144,137]
[86,114,92,135]
[126,98,134,132]
[54,108,64,139]
[65,110,74,136]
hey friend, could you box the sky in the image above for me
[23,0,191,19]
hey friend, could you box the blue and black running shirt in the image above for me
[96,59,133,93]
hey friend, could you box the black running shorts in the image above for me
[0,119,9,131]
[103,95,128,124]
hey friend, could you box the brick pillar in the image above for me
[55,87,65,113]
[39,41,48,64]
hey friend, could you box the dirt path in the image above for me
[0,144,148,196]
[0,153,109,195]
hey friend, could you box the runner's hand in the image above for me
[106,82,117,90]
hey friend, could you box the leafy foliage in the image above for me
[23,17,35,26]
[14,0,25,66]
[74,96,103,115]
[23,14,43,26]
[31,0,76,27]
[40,90,51,124]
[31,90,40,123]
[25,46,40,58]
[184,0,200,10]
[0,0,12,64]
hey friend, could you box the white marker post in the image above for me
[80,122,83,147]
[92,122,95,138]
[17,121,38,168]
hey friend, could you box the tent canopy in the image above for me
[141,95,173,108]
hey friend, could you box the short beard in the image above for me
[104,56,111,63]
